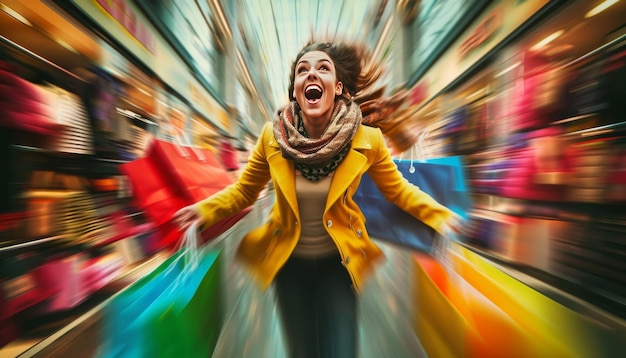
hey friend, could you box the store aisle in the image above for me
[357,241,427,358]
[213,195,427,358]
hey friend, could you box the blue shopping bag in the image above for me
[99,223,224,358]
[99,251,185,357]
[354,157,470,252]
[136,246,222,358]
[412,156,471,215]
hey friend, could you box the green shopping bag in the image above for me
[137,223,224,358]
[99,250,185,357]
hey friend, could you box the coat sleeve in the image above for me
[365,127,454,234]
[196,122,273,226]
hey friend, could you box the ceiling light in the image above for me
[0,3,32,26]
[585,0,619,18]
[531,30,564,51]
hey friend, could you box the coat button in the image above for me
[342,256,351,265]
[326,220,333,228]
[294,221,298,226]
[356,229,362,237]
[273,229,281,235]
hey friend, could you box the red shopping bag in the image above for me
[119,157,186,250]
[145,140,234,201]
[120,140,250,250]
[145,140,252,237]
[218,140,240,171]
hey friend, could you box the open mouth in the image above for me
[305,85,323,103]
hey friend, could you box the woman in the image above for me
[174,41,460,358]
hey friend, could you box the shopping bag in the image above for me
[120,139,250,250]
[99,250,186,358]
[147,140,252,240]
[354,158,470,252]
[447,243,622,357]
[137,223,223,358]
[140,249,223,358]
[413,252,551,357]
[119,157,187,250]
[413,241,624,358]
[99,222,224,358]
[414,156,471,215]
[145,139,233,201]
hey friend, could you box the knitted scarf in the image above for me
[273,100,361,181]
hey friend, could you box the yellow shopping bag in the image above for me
[448,243,619,357]
[413,253,543,358]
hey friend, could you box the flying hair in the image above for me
[288,38,417,153]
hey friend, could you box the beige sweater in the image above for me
[292,172,337,258]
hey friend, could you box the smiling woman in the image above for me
[292,50,343,137]
[173,39,462,358]
[275,41,385,181]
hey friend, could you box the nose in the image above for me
[306,69,318,79]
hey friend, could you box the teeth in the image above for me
[305,85,322,92]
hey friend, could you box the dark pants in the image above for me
[274,253,358,358]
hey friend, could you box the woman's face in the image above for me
[293,51,343,125]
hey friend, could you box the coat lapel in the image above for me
[326,127,371,211]
[267,135,299,217]
[267,125,373,215]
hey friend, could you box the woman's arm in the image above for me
[365,127,457,234]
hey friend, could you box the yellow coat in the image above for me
[197,122,453,293]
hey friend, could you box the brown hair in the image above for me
[288,40,415,152]
[287,41,384,104]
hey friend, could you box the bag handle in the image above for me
[155,121,207,162]
[172,134,207,162]
[398,128,432,174]
[168,217,236,289]
[163,220,202,289]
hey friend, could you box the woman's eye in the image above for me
[297,67,307,73]
[319,65,329,71]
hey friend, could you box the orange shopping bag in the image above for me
[413,252,549,357]
[447,243,623,357]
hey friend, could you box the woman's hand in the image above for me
[433,213,465,260]
[440,213,464,238]
[173,204,202,230]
